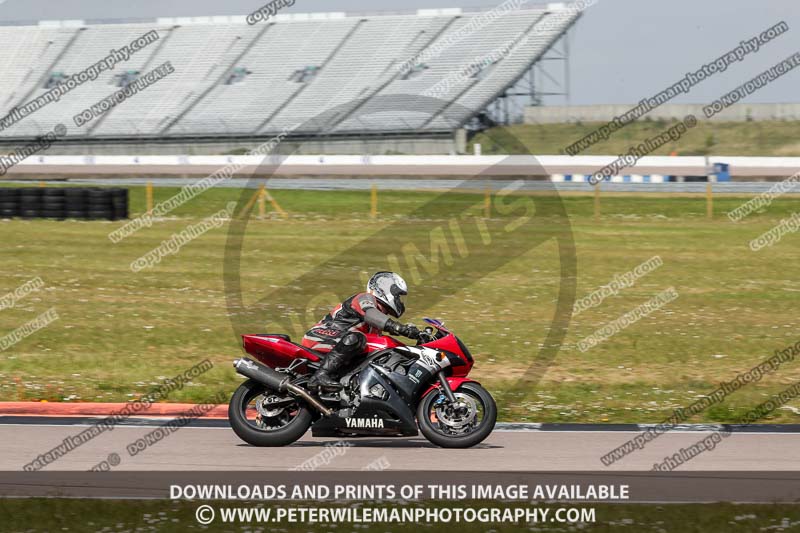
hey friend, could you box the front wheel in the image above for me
[228,379,312,446]
[417,382,497,448]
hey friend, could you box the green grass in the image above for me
[2,499,800,532]
[472,120,800,156]
[1,183,800,423]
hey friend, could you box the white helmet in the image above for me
[367,271,408,318]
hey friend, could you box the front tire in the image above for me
[228,379,312,447]
[417,382,497,448]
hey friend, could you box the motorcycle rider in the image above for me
[303,272,420,390]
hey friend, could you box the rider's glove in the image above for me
[386,319,420,339]
[404,324,421,340]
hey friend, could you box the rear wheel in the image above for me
[228,379,312,446]
[417,382,496,448]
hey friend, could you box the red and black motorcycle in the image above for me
[229,318,496,448]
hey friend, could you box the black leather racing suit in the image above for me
[302,292,418,389]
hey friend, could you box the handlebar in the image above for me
[416,326,441,345]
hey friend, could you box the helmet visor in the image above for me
[390,285,406,317]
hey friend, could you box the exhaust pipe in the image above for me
[234,357,289,390]
[233,358,332,416]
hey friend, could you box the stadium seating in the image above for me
[0,4,580,139]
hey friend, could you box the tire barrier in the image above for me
[0,187,128,221]
[0,187,20,218]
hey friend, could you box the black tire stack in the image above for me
[0,187,129,221]
[19,188,42,219]
[0,188,19,218]
[64,188,87,219]
[87,188,112,220]
[42,189,66,219]
[110,188,129,220]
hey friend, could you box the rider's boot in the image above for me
[308,350,349,391]
[307,332,365,391]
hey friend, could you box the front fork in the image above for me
[437,371,457,403]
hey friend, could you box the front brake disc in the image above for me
[435,393,478,430]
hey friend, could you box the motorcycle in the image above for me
[228,318,496,448]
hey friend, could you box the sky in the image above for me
[1,0,798,106]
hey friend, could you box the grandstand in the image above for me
[0,3,581,154]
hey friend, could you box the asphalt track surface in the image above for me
[2,417,799,471]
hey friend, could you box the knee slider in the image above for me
[341,332,366,354]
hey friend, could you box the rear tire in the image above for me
[228,379,312,447]
[417,382,497,448]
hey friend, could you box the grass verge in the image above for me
[1,184,799,423]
